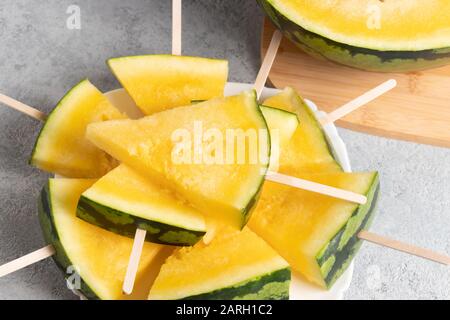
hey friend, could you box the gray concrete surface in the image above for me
[0,0,448,300]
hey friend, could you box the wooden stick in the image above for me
[172,0,182,56]
[122,228,147,295]
[319,79,397,126]
[0,93,47,121]
[0,245,55,278]
[123,228,147,295]
[254,30,282,100]
[266,171,367,205]
[359,230,450,266]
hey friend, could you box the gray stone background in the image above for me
[0,0,448,300]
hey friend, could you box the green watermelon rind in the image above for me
[316,173,380,289]
[258,0,450,72]
[182,267,291,300]
[76,195,206,246]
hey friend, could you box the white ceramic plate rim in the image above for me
[71,82,353,300]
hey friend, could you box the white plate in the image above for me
[87,82,353,301]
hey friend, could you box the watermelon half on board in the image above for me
[258,0,450,72]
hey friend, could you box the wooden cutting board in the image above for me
[261,19,450,148]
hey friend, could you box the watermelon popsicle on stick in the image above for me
[29,79,127,178]
[40,178,167,300]
[148,227,291,300]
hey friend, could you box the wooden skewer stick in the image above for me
[122,229,147,295]
[0,245,55,278]
[359,231,450,266]
[122,0,184,295]
[266,171,367,204]
[319,79,397,126]
[0,93,47,121]
[172,0,182,56]
[254,30,283,100]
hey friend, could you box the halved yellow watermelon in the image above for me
[39,178,171,300]
[259,0,450,72]
[30,80,126,178]
[149,227,290,300]
[108,55,228,115]
[262,87,342,175]
[249,171,379,289]
[86,91,270,229]
[77,165,206,246]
